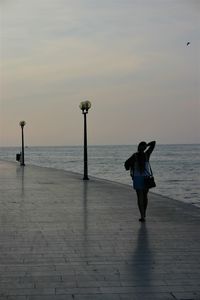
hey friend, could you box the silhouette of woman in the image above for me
[125,141,156,222]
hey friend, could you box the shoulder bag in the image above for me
[144,162,156,189]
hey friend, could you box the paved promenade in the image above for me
[0,160,200,300]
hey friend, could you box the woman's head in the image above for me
[138,141,147,153]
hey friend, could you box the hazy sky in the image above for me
[1,0,199,146]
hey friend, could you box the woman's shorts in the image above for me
[133,176,145,190]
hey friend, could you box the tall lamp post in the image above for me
[79,101,91,180]
[19,121,26,166]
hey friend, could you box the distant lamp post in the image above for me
[19,121,26,166]
[79,101,91,180]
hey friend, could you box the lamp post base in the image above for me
[83,176,89,180]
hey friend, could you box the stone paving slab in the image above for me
[0,160,200,300]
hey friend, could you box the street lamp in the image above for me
[79,101,91,180]
[19,120,26,166]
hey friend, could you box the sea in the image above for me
[0,144,199,208]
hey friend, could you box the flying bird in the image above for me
[187,42,190,46]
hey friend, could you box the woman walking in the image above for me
[125,141,156,222]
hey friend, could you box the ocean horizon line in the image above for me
[1,143,200,148]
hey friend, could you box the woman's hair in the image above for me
[138,141,147,152]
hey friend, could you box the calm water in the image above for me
[0,144,199,207]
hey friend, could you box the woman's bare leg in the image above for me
[136,190,145,221]
[143,190,149,218]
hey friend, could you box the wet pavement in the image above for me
[0,160,200,300]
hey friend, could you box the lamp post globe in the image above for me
[79,101,91,180]
[79,100,91,114]
[19,121,26,128]
[19,120,26,166]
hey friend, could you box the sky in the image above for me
[0,0,199,146]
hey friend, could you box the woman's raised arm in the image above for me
[145,141,156,159]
